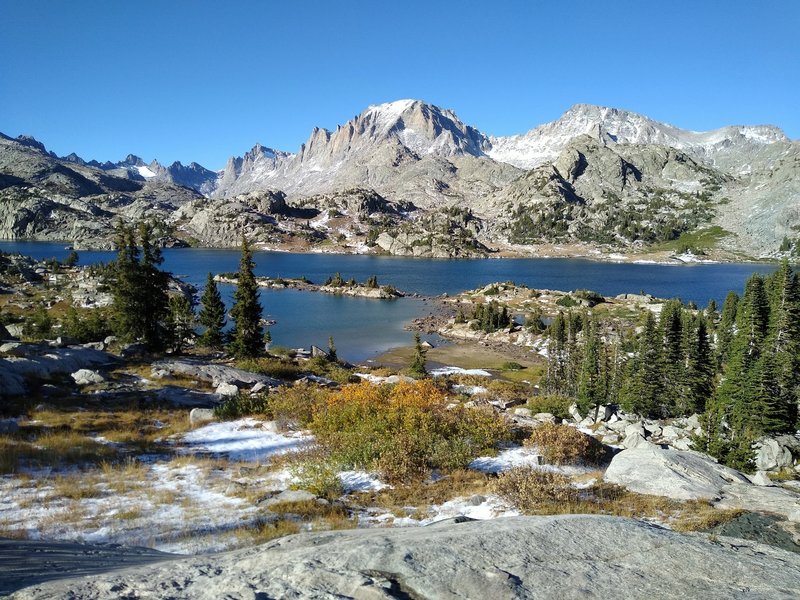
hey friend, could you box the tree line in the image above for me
[541,260,799,470]
[108,222,266,359]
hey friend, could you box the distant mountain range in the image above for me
[1,101,798,258]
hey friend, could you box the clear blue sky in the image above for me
[1,0,798,169]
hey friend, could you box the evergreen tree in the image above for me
[168,294,195,353]
[110,221,170,351]
[764,260,800,429]
[408,333,428,378]
[577,318,606,416]
[684,314,715,414]
[263,328,272,352]
[716,291,739,367]
[660,299,688,413]
[228,237,263,358]
[619,311,664,417]
[543,312,568,395]
[198,272,226,349]
[64,250,79,268]
[328,335,338,362]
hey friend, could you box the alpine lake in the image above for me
[0,241,777,363]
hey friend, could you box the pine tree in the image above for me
[764,260,800,429]
[228,237,263,358]
[199,272,226,349]
[168,294,195,353]
[110,221,170,351]
[543,312,568,395]
[577,318,606,416]
[716,291,739,367]
[408,333,428,378]
[685,314,714,414]
[328,335,338,362]
[660,299,688,413]
[619,311,664,417]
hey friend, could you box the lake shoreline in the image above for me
[2,236,785,266]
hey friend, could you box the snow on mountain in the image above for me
[136,165,157,178]
[487,104,789,170]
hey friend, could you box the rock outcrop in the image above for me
[604,446,800,521]
[9,515,800,599]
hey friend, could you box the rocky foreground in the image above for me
[7,515,800,599]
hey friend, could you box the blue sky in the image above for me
[1,0,798,168]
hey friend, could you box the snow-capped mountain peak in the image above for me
[487,103,789,169]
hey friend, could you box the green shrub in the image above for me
[236,357,304,380]
[62,307,113,343]
[214,393,271,420]
[573,289,605,306]
[555,295,578,308]
[268,383,329,429]
[289,457,344,500]
[501,361,524,371]
[527,395,572,420]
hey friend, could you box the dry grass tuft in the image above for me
[524,423,608,466]
[356,469,492,517]
[240,518,302,544]
[53,474,103,500]
[269,499,349,520]
[493,467,748,532]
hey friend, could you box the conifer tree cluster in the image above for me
[110,221,170,351]
[543,301,715,420]
[470,301,512,333]
[704,261,799,468]
[541,260,799,470]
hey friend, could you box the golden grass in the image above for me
[114,506,144,520]
[52,474,103,500]
[236,518,302,544]
[1,430,120,472]
[0,520,29,540]
[269,499,349,520]
[355,469,492,516]
[0,438,22,474]
[493,469,745,532]
[151,489,180,505]
[100,458,148,494]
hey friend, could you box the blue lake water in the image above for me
[1,241,777,362]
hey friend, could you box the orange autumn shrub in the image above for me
[311,380,510,482]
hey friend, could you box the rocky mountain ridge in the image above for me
[1,101,798,257]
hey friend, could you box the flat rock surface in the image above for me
[0,539,177,596]
[0,344,117,397]
[151,359,280,387]
[9,515,800,599]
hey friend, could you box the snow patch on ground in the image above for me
[430,366,491,377]
[354,373,415,385]
[469,446,594,476]
[673,252,716,264]
[339,471,389,493]
[179,418,312,462]
[363,494,519,528]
